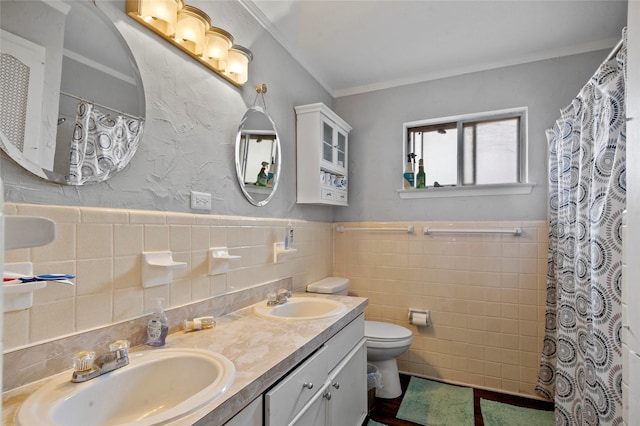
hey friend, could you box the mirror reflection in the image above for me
[235,106,281,206]
[0,0,145,185]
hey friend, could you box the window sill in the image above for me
[397,183,536,199]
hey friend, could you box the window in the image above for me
[403,108,529,196]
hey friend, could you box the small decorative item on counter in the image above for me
[416,158,426,188]
[183,316,216,331]
[256,161,268,186]
[145,298,168,346]
[336,175,347,189]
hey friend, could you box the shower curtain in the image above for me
[536,29,626,426]
[68,100,144,185]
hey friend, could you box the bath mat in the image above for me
[396,376,474,426]
[367,419,387,426]
[480,398,554,426]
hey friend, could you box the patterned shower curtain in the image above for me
[536,29,626,426]
[68,101,144,184]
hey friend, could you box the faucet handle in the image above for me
[277,288,292,298]
[73,351,96,372]
[109,340,130,352]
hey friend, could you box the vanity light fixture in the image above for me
[127,0,181,36]
[126,0,252,87]
[204,27,234,70]
[175,5,210,55]
[225,45,253,85]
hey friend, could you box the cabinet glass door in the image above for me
[336,131,346,169]
[322,122,334,164]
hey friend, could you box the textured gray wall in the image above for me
[1,0,334,222]
[333,50,609,222]
[1,0,612,224]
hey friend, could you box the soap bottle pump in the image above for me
[416,159,426,188]
[145,298,168,346]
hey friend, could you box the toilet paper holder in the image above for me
[408,308,430,326]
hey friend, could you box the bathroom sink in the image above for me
[16,348,235,426]
[254,296,346,320]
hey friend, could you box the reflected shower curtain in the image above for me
[68,101,144,184]
[536,30,626,425]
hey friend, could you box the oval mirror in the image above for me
[235,106,281,206]
[0,0,145,185]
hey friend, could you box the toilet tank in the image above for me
[306,277,350,295]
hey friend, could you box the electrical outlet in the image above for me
[190,191,212,210]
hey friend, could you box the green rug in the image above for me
[396,377,474,426]
[480,398,554,426]
[367,420,387,426]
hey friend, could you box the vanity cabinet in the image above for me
[265,314,366,426]
[295,103,352,206]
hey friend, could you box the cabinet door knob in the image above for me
[332,382,340,389]
[323,391,332,400]
[303,382,313,390]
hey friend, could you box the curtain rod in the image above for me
[602,37,624,65]
[336,225,415,234]
[423,227,522,236]
[60,91,144,121]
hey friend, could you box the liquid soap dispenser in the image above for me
[145,298,168,346]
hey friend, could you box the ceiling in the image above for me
[240,0,628,97]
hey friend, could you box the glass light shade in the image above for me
[204,27,233,71]
[175,5,210,55]
[136,0,180,36]
[226,45,252,85]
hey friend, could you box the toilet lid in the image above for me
[365,321,413,341]
[306,277,349,294]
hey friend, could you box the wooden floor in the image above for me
[365,374,554,426]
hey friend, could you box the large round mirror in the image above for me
[0,0,145,185]
[235,106,281,206]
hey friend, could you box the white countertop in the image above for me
[2,294,367,425]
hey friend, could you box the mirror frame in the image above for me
[234,106,282,206]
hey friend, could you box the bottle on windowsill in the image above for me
[416,159,426,189]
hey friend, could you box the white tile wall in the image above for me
[335,221,549,398]
[3,203,333,350]
[3,204,553,400]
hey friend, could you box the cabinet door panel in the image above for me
[328,339,367,426]
[265,346,328,426]
[322,121,334,164]
[290,381,329,426]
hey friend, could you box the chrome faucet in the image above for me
[71,340,130,383]
[267,288,292,306]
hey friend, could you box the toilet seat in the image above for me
[365,320,413,342]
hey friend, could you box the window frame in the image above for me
[400,107,533,199]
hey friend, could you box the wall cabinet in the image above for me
[265,314,366,426]
[295,103,352,206]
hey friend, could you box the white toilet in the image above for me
[306,277,414,399]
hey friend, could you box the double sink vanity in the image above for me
[2,292,368,426]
